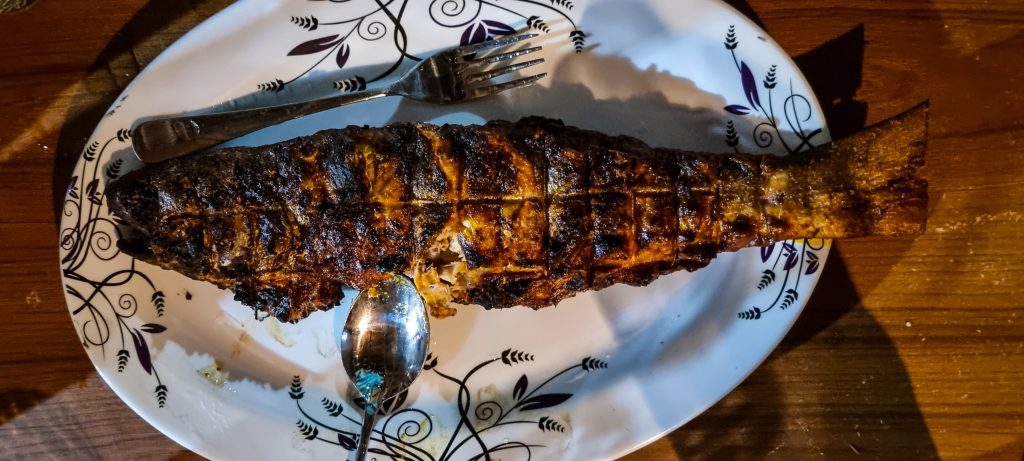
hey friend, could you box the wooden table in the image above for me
[1,0,1021,459]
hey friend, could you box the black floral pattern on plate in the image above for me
[721,25,823,155]
[263,0,586,93]
[740,239,826,320]
[290,349,608,460]
[61,128,170,407]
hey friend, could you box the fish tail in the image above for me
[830,102,929,236]
[756,102,929,241]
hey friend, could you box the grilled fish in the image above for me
[107,103,928,322]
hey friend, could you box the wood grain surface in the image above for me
[0,1,1021,460]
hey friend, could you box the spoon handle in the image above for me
[355,407,377,461]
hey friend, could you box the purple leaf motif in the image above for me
[381,388,409,414]
[783,252,799,271]
[518,393,572,411]
[85,178,102,205]
[288,34,341,56]
[725,104,750,115]
[513,374,528,401]
[140,323,166,334]
[85,178,98,198]
[462,20,516,47]
[460,22,487,46]
[336,43,350,69]
[760,244,775,263]
[805,252,820,275]
[740,61,761,110]
[130,328,153,375]
[482,20,516,36]
[337,433,357,450]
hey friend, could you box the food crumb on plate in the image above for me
[198,360,227,387]
[267,318,296,347]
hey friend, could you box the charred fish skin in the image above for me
[107,103,928,322]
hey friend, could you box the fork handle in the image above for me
[131,87,393,163]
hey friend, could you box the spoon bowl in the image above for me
[339,274,429,460]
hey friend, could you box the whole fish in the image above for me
[107,104,928,322]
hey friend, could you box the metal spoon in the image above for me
[339,274,429,461]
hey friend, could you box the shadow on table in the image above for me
[0,389,48,425]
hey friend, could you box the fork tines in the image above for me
[454,33,539,54]
[457,33,547,99]
[466,57,545,84]
[467,73,547,99]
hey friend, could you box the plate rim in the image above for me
[57,1,832,459]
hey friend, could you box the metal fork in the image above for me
[132,33,546,163]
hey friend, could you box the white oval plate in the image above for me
[59,0,830,459]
